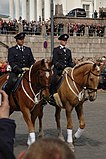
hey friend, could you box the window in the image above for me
[83,4,90,17]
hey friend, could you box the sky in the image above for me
[0,0,9,15]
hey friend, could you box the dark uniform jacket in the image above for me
[0,118,16,159]
[8,45,35,74]
[53,46,74,75]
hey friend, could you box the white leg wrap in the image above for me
[74,128,84,139]
[67,129,73,143]
[27,132,36,146]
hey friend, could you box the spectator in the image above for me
[0,19,2,33]
[94,10,98,18]
[0,90,16,159]
[23,137,76,159]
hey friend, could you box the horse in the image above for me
[0,59,53,146]
[48,61,102,151]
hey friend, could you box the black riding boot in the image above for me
[48,79,57,106]
[2,72,18,95]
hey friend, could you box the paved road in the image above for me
[11,91,106,159]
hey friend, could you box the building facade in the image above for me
[9,0,106,21]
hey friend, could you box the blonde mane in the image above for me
[74,61,94,70]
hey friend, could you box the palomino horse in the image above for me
[50,61,102,151]
[0,59,52,146]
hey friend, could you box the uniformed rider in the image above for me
[49,34,75,104]
[3,32,35,95]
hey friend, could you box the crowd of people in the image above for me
[0,18,105,37]
[68,23,105,37]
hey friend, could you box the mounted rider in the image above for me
[49,34,75,105]
[3,32,35,95]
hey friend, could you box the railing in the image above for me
[0,41,9,49]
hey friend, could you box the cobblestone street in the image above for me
[11,91,106,159]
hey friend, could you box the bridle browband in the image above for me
[84,70,100,77]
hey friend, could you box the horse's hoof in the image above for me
[73,135,77,144]
[58,135,65,142]
[67,142,75,152]
[27,139,30,146]
[38,132,44,138]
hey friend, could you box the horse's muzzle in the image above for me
[88,93,97,101]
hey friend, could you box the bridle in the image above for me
[65,65,100,101]
[37,68,51,91]
[84,70,100,93]
[21,63,51,106]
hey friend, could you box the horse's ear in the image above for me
[49,59,53,67]
[99,62,105,71]
[41,59,45,66]
[92,63,96,70]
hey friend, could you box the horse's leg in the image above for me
[65,109,75,152]
[55,106,64,141]
[31,103,44,138]
[37,107,44,138]
[21,107,35,146]
[73,104,85,141]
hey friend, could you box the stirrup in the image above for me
[42,99,47,106]
[53,93,63,108]
[48,95,56,106]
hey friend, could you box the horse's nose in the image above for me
[42,89,50,98]
[89,95,96,101]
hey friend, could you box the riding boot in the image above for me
[2,72,18,95]
[48,83,57,106]
[2,83,12,95]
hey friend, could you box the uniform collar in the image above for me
[59,45,66,49]
[18,45,23,50]
[16,45,25,50]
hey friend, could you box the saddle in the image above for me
[48,67,71,107]
[2,74,23,112]
[2,75,22,94]
[12,75,23,92]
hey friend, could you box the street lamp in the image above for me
[50,0,54,57]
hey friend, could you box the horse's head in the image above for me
[84,63,101,101]
[31,59,53,100]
